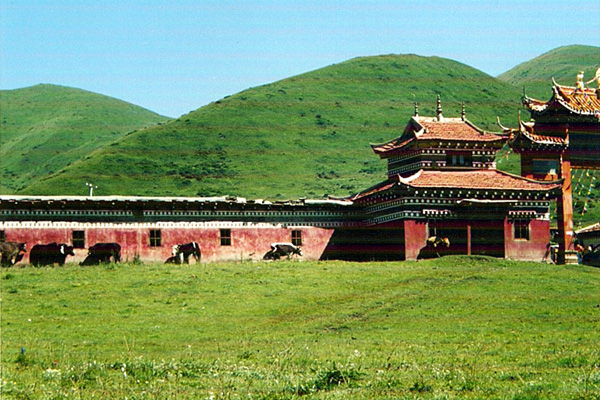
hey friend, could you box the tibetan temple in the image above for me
[507,69,600,263]
[1,97,564,264]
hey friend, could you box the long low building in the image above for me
[0,101,562,264]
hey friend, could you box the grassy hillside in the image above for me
[2,257,599,399]
[498,45,600,100]
[21,55,523,199]
[0,84,169,194]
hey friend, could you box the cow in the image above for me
[81,243,121,265]
[169,242,201,264]
[29,243,75,266]
[0,242,27,267]
[418,236,451,259]
[263,243,302,260]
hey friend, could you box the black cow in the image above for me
[81,243,121,265]
[263,243,302,260]
[30,243,75,266]
[0,242,27,267]
[169,242,201,264]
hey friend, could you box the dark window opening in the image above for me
[0,231,5,243]
[292,230,303,246]
[150,229,162,247]
[220,229,231,246]
[514,219,530,240]
[446,151,473,167]
[72,230,85,249]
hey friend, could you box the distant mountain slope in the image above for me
[22,55,523,199]
[0,84,169,193]
[498,45,600,99]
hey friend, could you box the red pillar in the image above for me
[466,223,472,255]
[556,143,574,264]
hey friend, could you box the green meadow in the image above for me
[2,256,599,399]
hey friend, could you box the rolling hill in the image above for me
[20,55,524,199]
[0,84,169,194]
[498,45,600,99]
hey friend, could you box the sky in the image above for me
[1,0,599,118]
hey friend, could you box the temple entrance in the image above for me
[428,219,468,256]
[471,220,505,258]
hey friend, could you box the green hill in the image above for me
[0,84,169,194]
[21,55,523,199]
[497,45,600,99]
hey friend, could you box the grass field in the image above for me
[1,256,599,399]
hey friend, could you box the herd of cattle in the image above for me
[0,241,303,267]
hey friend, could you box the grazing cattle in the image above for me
[164,255,182,264]
[426,236,450,249]
[0,242,27,267]
[418,236,451,259]
[263,243,302,260]
[89,243,121,263]
[80,254,105,266]
[30,243,75,266]
[170,242,201,264]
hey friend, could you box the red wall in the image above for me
[1,223,334,264]
[504,218,551,262]
[403,219,428,260]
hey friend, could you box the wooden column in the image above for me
[556,132,574,265]
[466,223,472,255]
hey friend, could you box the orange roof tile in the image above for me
[508,121,567,150]
[350,180,397,200]
[524,83,600,116]
[400,169,561,191]
[371,116,506,156]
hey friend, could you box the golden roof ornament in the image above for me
[436,95,443,121]
[576,70,585,91]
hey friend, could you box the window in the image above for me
[150,229,162,247]
[0,231,5,243]
[446,151,472,167]
[514,219,530,240]
[533,159,559,177]
[292,230,303,246]
[220,229,231,246]
[72,230,85,249]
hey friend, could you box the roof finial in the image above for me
[413,102,419,117]
[436,94,443,121]
[576,70,585,91]
[461,101,466,120]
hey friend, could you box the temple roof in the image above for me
[576,222,600,235]
[371,115,506,157]
[523,81,600,117]
[508,120,568,151]
[351,169,561,200]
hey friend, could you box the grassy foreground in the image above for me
[1,256,599,399]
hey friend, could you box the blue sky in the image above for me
[1,0,599,118]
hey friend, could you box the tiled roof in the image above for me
[371,116,506,156]
[576,223,600,235]
[508,121,567,150]
[350,169,561,201]
[401,169,562,191]
[350,180,397,200]
[524,83,600,116]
